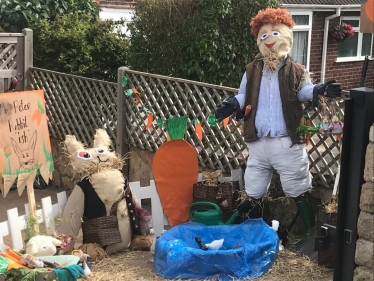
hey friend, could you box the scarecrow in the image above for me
[59,129,149,255]
[215,8,342,248]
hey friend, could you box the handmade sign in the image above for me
[360,0,374,33]
[152,116,199,226]
[0,90,53,198]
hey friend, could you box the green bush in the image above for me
[32,14,129,81]
[0,0,100,32]
[128,0,279,87]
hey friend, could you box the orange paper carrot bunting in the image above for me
[195,122,203,140]
[145,113,153,130]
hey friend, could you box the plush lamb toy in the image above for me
[26,235,62,257]
[59,129,144,254]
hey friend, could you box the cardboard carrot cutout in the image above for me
[152,116,198,226]
[145,112,153,130]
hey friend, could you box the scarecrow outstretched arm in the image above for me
[60,185,84,244]
[297,70,314,102]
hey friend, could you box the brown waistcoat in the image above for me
[243,54,306,145]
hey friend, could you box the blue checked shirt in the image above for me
[235,56,314,138]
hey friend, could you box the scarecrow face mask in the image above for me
[257,23,293,59]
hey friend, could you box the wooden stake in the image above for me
[26,180,39,234]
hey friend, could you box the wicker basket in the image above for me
[193,181,240,223]
[82,197,123,247]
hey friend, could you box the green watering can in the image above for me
[189,202,241,225]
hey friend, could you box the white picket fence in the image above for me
[0,192,68,251]
[0,169,242,251]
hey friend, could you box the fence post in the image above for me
[150,180,165,237]
[116,66,130,179]
[7,208,23,250]
[56,192,67,217]
[333,87,374,281]
[42,196,54,233]
[15,33,25,91]
[22,28,33,90]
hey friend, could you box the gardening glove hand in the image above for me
[312,80,342,107]
[215,96,243,122]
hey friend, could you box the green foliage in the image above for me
[0,0,100,32]
[24,213,40,245]
[128,0,279,87]
[32,14,129,81]
[4,268,48,281]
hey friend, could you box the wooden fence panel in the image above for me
[0,29,32,93]
[29,67,118,148]
[29,64,342,189]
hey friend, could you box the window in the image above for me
[337,16,373,62]
[289,11,313,70]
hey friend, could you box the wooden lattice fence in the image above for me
[305,103,344,188]
[29,67,118,147]
[28,65,343,189]
[0,29,33,92]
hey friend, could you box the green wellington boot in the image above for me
[294,192,316,247]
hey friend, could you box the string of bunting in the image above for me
[121,76,230,141]
[122,76,343,142]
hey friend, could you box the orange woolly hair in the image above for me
[250,8,295,38]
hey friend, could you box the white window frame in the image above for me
[336,16,374,63]
[289,10,313,71]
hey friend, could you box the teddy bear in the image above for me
[59,129,147,254]
[25,235,62,257]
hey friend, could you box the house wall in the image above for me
[97,0,136,9]
[309,11,374,90]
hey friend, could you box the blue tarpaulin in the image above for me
[154,218,279,280]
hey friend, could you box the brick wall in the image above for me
[309,11,374,90]
[354,125,374,280]
[97,0,136,9]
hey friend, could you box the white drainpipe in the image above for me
[321,8,341,83]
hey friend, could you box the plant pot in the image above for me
[335,35,348,42]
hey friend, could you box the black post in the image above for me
[333,87,374,281]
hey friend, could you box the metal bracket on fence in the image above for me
[314,223,337,251]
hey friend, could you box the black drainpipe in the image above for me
[333,87,374,281]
